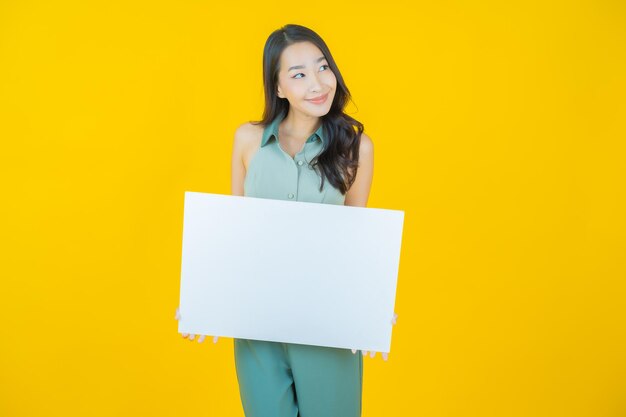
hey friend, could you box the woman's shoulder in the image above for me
[234,121,266,171]
[233,121,265,154]
[356,132,374,161]
[359,132,373,150]
[234,121,264,144]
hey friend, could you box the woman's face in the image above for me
[276,41,337,118]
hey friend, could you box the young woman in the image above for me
[178,24,393,417]
[230,23,374,417]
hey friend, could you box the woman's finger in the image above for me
[197,335,206,343]
[391,312,398,325]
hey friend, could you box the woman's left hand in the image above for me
[351,312,398,361]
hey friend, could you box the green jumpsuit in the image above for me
[235,110,363,417]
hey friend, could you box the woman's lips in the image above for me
[306,92,329,105]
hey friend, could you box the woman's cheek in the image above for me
[325,72,337,87]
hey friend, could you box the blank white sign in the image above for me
[178,191,404,353]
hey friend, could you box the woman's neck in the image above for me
[280,109,321,140]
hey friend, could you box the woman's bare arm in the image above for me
[344,133,374,207]
[231,124,249,196]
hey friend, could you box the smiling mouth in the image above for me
[306,92,329,102]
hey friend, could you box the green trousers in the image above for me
[234,338,363,417]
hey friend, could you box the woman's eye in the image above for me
[292,65,330,79]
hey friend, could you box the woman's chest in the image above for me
[243,143,345,205]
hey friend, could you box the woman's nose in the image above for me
[309,72,322,92]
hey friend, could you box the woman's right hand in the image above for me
[175,307,219,343]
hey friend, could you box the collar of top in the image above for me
[260,111,326,148]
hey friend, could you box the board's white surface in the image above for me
[178,191,404,353]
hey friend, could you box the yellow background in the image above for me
[1,0,625,416]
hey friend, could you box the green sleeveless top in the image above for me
[244,111,346,205]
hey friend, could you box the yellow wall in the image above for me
[1,1,625,416]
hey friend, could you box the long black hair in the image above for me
[250,24,363,195]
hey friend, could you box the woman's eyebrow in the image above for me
[288,56,327,71]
